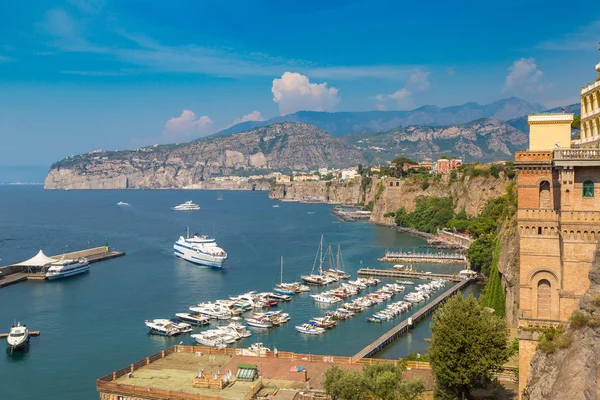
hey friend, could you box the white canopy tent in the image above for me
[14,250,56,267]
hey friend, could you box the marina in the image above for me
[0,187,473,400]
[380,249,467,264]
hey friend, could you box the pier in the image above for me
[352,278,473,360]
[357,267,464,282]
[332,207,372,222]
[0,246,125,289]
[380,249,466,264]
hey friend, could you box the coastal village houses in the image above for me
[516,58,600,396]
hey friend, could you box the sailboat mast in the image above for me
[280,256,284,285]
[336,244,340,272]
[319,235,324,273]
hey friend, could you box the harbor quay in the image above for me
[379,249,467,264]
[0,246,125,288]
[96,345,434,400]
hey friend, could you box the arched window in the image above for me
[390,182,394,187]
[396,181,399,187]
[537,227,542,235]
[537,279,551,319]
[539,181,550,208]
[583,180,594,198]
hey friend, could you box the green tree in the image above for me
[467,234,494,275]
[430,294,509,400]
[572,114,581,130]
[323,366,368,400]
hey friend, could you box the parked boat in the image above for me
[189,302,232,320]
[396,280,415,285]
[174,227,227,269]
[144,319,180,336]
[295,322,326,335]
[172,200,200,211]
[6,322,29,351]
[46,257,90,280]
[117,201,130,206]
[244,316,273,328]
[274,256,303,295]
[175,313,210,326]
[191,331,228,348]
[301,235,329,286]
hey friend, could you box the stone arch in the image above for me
[538,226,543,235]
[396,181,400,187]
[577,230,582,240]
[539,180,551,208]
[584,231,589,240]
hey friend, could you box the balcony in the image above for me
[582,108,600,119]
[515,151,553,164]
[553,148,600,166]
[581,80,600,95]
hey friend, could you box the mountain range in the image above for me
[214,97,544,137]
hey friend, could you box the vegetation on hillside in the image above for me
[394,197,454,234]
[323,363,425,400]
[430,294,509,399]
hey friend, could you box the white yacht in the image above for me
[46,258,90,280]
[191,331,230,348]
[144,319,179,336]
[295,323,326,335]
[174,230,228,269]
[189,303,232,320]
[6,322,29,351]
[172,201,200,211]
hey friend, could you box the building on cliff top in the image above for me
[575,60,600,147]
[516,56,600,398]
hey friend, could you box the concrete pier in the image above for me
[0,246,125,289]
[352,279,473,360]
[357,267,464,282]
[380,249,466,264]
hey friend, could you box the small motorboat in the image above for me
[117,201,130,206]
[144,319,180,336]
[244,317,273,329]
[175,313,210,326]
[396,280,415,285]
[268,292,291,302]
[273,204,280,208]
[168,319,193,334]
[191,332,228,348]
[367,317,383,323]
[6,322,29,351]
[295,323,326,335]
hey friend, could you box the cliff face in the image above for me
[497,216,520,328]
[270,175,509,223]
[525,247,600,400]
[44,123,366,190]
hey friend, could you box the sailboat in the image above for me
[274,257,309,294]
[325,244,350,279]
[301,235,331,286]
[217,192,224,201]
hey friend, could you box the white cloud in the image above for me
[503,58,546,94]
[272,72,340,115]
[406,70,430,92]
[224,111,264,129]
[163,110,214,137]
[388,88,412,101]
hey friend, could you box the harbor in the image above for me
[0,246,125,288]
[357,267,467,282]
[0,187,476,400]
[379,249,467,264]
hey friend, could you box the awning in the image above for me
[14,250,56,267]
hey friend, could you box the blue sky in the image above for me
[0,0,599,173]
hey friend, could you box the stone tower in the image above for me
[516,59,600,397]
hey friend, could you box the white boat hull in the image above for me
[174,242,226,269]
[46,264,91,280]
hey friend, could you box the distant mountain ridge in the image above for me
[214,97,544,137]
[343,118,528,163]
[506,103,581,133]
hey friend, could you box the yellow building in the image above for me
[516,57,600,398]
[577,61,600,146]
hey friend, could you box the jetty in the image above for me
[352,278,473,360]
[357,268,464,282]
[380,249,466,264]
[0,246,125,289]
[332,207,371,222]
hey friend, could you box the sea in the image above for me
[0,186,480,400]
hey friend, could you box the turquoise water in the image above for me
[0,186,475,400]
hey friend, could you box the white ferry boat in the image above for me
[174,230,227,269]
[46,258,90,280]
[172,201,200,211]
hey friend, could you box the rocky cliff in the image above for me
[497,216,520,328]
[270,175,509,223]
[525,247,600,399]
[45,123,367,190]
[344,118,527,163]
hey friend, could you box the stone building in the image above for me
[516,58,600,397]
[577,60,600,146]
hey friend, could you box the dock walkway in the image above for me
[352,279,472,360]
[380,249,466,264]
[357,268,463,282]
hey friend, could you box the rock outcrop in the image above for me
[525,247,600,399]
[497,216,520,328]
[44,123,367,190]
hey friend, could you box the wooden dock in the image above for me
[380,249,466,264]
[0,246,125,289]
[352,278,473,360]
[357,268,464,282]
[0,331,40,338]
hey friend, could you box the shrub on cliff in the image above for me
[430,293,509,399]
